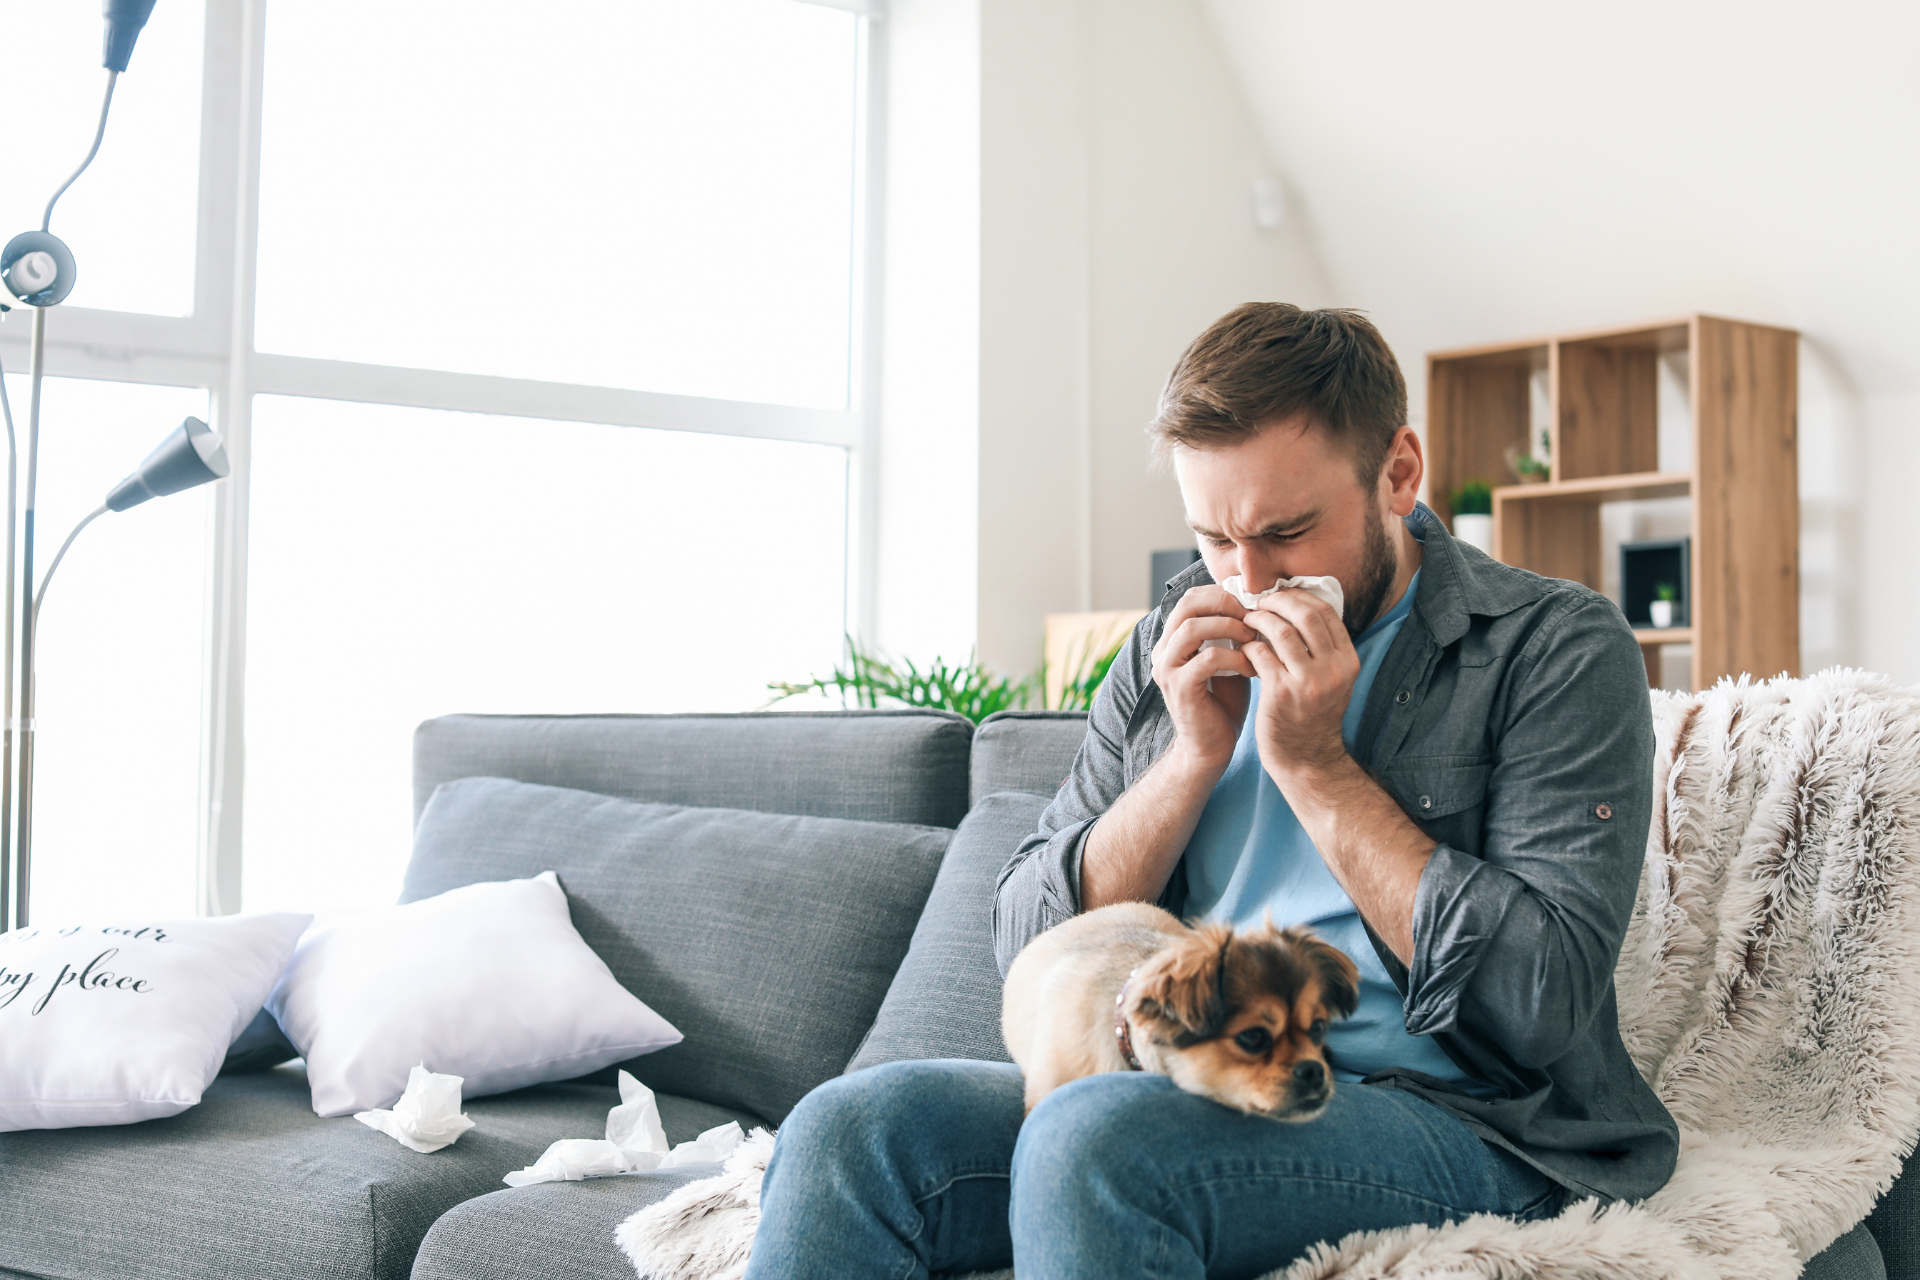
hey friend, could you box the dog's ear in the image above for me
[1291,930,1360,1020]
[1128,922,1232,1047]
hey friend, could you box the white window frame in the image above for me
[0,0,886,916]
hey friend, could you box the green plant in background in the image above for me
[1448,479,1493,516]
[769,632,1128,724]
[1654,582,1678,603]
[1051,632,1128,713]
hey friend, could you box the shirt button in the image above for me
[1419,795,1432,809]
[1395,690,1411,705]
[1595,803,1613,820]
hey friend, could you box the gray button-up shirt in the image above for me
[992,503,1678,1205]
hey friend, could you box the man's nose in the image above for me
[1230,542,1288,590]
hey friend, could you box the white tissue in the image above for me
[354,1065,475,1153]
[659,1121,747,1168]
[1218,573,1345,617]
[606,1067,669,1156]
[501,1071,747,1187]
[1199,575,1347,675]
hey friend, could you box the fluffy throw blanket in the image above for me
[619,671,1920,1280]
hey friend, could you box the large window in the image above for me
[2,0,875,922]
[255,0,863,407]
[243,399,847,915]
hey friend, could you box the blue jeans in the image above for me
[743,1061,1566,1280]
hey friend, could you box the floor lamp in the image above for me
[0,0,206,933]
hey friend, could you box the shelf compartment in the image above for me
[1426,343,1547,526]
[1491,472,1691,591]
[1553,324,1688,483]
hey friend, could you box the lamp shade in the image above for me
[105,416,229,512]
[103,0,161,72]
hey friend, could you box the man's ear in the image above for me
[1383,424,1424,518]
[1129,923,1232,1047]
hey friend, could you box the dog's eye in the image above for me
[1233,1027,1273,1055]
[1309,1019,1327,1044]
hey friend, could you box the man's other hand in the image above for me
[1149,585,1260,775]
[1239,588,1360,779]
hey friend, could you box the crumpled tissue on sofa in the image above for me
[503,1070,745,1187]
[353,1064,475,1154]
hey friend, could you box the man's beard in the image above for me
[1339,504,1399,638]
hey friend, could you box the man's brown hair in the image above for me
[1150,304,1408,484]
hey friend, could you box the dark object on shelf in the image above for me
[1150,548,1203,607]
[1621,538,1690,628]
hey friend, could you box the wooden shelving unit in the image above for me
[1427,315,1799,691]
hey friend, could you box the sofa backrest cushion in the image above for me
[402,776,950,1125]
[414,711,974,831]
[844,790,1050,1074]
[969,711,1088,807]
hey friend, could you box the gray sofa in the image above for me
[0,709,1905,1280]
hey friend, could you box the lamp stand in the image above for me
[6,306,45,928]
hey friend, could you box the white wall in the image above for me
[876,0,1332,675]
[1084,0,1333,616]
[1201,0,1920,681]
[871,0,982,666]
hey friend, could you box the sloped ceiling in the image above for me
[1201,0,1920,414]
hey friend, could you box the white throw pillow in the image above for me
[0,911,312,1132]
[268,871,682,1117]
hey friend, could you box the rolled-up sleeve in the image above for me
[991,621,1155,976]
[1403,597,1654,1069]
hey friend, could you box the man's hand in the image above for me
[1148,585,1261,774]
[1238,588,1361,778]
[1079,587,1262,911]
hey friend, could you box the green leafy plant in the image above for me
[1654,582,1678,603]
[769,632,1127,723]
[1050,632,1128,713]
[1448,479,1493,516]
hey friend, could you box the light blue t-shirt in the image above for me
[1182,571,1493,1094]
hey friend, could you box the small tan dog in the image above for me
[1002,902,1359,1118]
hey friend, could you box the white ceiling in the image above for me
[1201,0,1920,414]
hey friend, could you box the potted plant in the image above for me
[1650,582,1678,629]
[768,633,1127,723]
[1448,480,1495,555]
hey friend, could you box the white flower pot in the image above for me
[1452,513,1494,555]
[1649,600,1675,629]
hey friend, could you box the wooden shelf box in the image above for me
[1428,316,1798,691]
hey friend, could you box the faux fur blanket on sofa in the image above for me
[619,670,1920,1280]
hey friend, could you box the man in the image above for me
[744,305,1676,1280]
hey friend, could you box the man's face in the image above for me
[1173,415,1410,636]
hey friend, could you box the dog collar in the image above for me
[1114,972,1144,1072]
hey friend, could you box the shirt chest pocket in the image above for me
[1376,755,1493,853]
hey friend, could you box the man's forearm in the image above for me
[1275,754,1435,964]
[1079,749,1224,909]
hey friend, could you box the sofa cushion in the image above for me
[1867,1143,1920,1280]
[401,777,951,1124]
[969,710,1088,807]
[0,1063,752,1280]
[844,791,1049,1073]
[414,710,974,829]
[1803,1223,1886,1280]
[413,1167,717,1280]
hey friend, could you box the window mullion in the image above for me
[198,0,264,916]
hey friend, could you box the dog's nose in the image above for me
[1292,1060,1325,1090]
